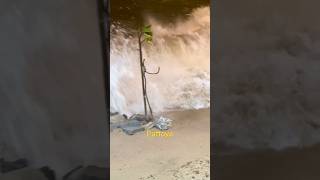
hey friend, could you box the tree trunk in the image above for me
[138,33,147,118]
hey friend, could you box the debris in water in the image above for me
[119,120,145,135]
[129,114,148,122]
[110,114,128,131]
[142,121,155,130]
[112,113,173,134]
[154,116,172,130]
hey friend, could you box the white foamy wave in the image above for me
[110,7,210,116]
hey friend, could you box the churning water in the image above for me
[110,7,210,116]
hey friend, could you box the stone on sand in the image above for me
[119,120,145,135]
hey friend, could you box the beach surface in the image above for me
[110,109,210,180]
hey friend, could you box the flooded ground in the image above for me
[110,109,210,180]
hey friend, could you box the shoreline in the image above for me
[110,108,210,180]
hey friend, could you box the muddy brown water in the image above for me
[110,0,210,28]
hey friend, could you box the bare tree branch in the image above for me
[145,67,160,75]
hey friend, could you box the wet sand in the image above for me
[110,109,210,180]
[214,144,320,180]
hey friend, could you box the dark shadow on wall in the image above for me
[0,0,108,179]
[213,0,320,179]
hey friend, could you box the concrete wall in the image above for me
[0,0,108,178]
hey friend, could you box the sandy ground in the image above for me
[110,109,210,180]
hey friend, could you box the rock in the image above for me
[129,114,148,122]
[110,123,121,131]
[110,114,127,124]
[119,120,145,135]
[142,121,155,130]
[121,125,145,135]
[111,113,149,135]
[110,114,128,131]
[110,112,119,116]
